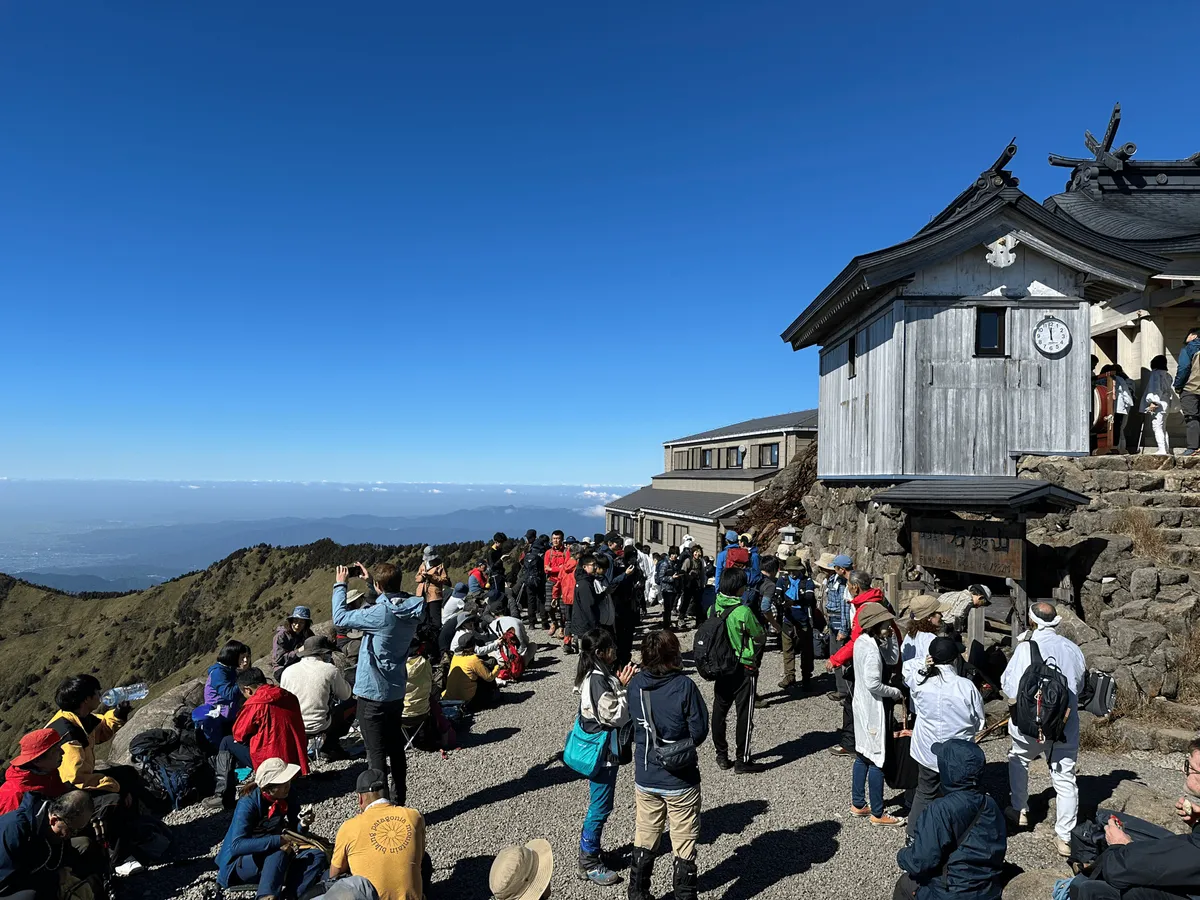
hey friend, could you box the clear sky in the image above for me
[3,1,1199,484]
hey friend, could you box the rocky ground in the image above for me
[136,625,1186,900]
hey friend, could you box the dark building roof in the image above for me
[781,105,1200,350]
[665,410,818,446]
[1043,104,1200,252]
[872,478,1089,516]
[604,486,759,521]
[652,468,777,482]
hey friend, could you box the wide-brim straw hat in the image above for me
[490,839,553,900]
[856,602,895,634]
[815,552,838,572]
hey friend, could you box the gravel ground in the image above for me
[140,623,1183,900]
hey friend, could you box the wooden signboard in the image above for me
[910,516,1026,580]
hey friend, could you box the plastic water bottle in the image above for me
[101,683,149,707]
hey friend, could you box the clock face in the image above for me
[1034,317,1071,355]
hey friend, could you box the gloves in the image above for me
[115,701,133,722]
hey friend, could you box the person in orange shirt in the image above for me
[330,769,429,900]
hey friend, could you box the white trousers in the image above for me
[1147,410,1169,454]
[1008,734,1078,841]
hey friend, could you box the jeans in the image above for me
[712,668,756,763]
[231,846,326,899]
[853,753,884,817]
[1183,392,1200,451]
[219,735,254,769]
[357,697,408,805]
[580,764,620,857]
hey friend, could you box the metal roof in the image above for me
[872,478,1089,515]
[604,486,760,522]
[652,469,776,482]
[665,410,818,446]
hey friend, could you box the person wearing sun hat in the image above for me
[0,728,67,815]
[272,605,315,682]
[900,594,944,686]
[216,757,327,898]
[490,839,553,900]
[849,602,906,828]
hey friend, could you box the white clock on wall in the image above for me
[1034,316,1071,355]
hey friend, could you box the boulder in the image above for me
[1131,665,1165,698]
[1056,608,1101,646]
[1154,584,1193,603]
[1128,472,1167,492]
[1130,567,1160,600]
[1103,781,1189,834]
[1164,670,1181,699]
[1147,595,1200,634]
[108,679,205,765]
[1108,619,1168,658]
[1160,568,1190,586]
[1094,470,1130,491]
[1002,872,1065,900]
[1101,599,1150,626]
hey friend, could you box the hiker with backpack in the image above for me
[195,639,253,749]
[570,628,634,887]
[626,628,709,900]
[678,546,706,629]
[1000,601,1086,858]
[704,560,766,774]
[775,555,817,693]
[544,530,572,640]
[894,739,1007,900]
[903,637,985,837]
[572,554,614,642]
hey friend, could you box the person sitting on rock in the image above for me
[894,739,1006,900]
[272,606,315,682]
[195,639,253,749]
[279,635,354,762]
[1069,737,1200,900]
[0,729,67,815]
[0,790,98,900]
[215,758,326,900]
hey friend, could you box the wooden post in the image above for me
[885,572,899,610]
[1010,579,1028,645]
[966,605,986,654]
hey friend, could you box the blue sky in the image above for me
[3,1,1199,484]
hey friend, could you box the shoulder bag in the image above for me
[642,688,698,773]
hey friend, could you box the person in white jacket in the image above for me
[1000,601,1086,857]
[851,602,906,828]
[1141,354,1177,455]
[904,636,985,836]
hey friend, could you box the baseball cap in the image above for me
[255,757,301,788]
[832,554,853,569]
[355,768,388,794]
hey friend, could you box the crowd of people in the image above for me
[1,527,1198,900]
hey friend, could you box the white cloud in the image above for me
[182,484,201,490]
[578,490,618,501]
[358,488,365,493]
[504,488,516,495]
[427,489,442,494]
[371,487,388,493]
[580,504,608,518]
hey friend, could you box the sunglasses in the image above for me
[1185,759,1200,777]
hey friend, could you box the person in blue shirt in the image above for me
[1175,327,1200,456]
[772,556,816,692]
[819,553,853,701]
[713,530,739,591]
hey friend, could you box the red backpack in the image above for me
[496,629,525,681]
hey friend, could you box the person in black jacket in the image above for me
[895,739,1006,900]
[0,791,97,900]
[1070,738,1200,900]
[571,555,612,641]
[626,629,709,900]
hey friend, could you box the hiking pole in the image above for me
[975,717,1010,744]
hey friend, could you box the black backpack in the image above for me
[1079,670,1117,718]
[129,727,215,813]
[693,607,739,681]
[1012,640,1071,743]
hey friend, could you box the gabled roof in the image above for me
[665,410,818,446]
[872,478,1089,515]
[779,160,1168,349]
[604,486,760,522]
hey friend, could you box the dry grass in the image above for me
[1079,716,1133,753]
[1110,507,1171,562]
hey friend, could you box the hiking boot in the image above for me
[548,625,559,638]
[849,804,871,818]
[714,753,733,771]
[1004,807,1028,828]
[828,745,854,758]
[578,853,622,886]
[319,741,350,762]
[826,691,844,702]
[672,856,699,900]
[201,793,227,811]
[734,760,763,775]
[628,846,654,900]
[800,678,814,692]
[777,676,795,690]
[871,814,906,827]
[753,697,768,709]
[1055,837,1072,858]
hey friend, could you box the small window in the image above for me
[701,449,713,469]
[975,308,1007,357]
[848,333,857,379]
[649,520,663,543]
[670,524,686,547]
[759,443,779,468]
[725,447,743,468]
[673,450,689,471]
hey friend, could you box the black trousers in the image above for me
[712,668,756,763]
[357,697,407,805]
[906,763,942,836]
[1071,880,1188,900]
[1184,392,1200,452]
[893,872,919,900]
[661,591,678,629]
[840,689,855,751]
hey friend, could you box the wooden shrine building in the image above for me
[782,104,1200,478]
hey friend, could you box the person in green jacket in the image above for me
[710,553,766,774]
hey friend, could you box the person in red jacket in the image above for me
[233,668,309,773]
[543,530,571,641]
[0,728,68,815]
[824,571,901,757]
[559,541,580,653]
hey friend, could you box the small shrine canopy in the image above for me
[872,478,1089,517]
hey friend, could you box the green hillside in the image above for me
[0,537,494,758]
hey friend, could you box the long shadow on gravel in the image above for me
[424,756,577,828]
[700,799,770,845]
[462,726,521,748]
[699,819,841,900]
[436,852,492,897]
[757,730,839,771]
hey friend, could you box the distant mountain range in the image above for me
[13,505,604,592]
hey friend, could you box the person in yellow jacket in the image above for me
[47,674,131,794]
[442,642,499,709]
